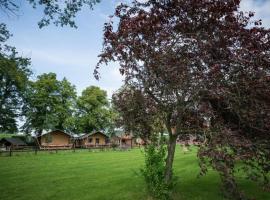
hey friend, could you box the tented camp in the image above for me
[36,130,74,149]
[110,133,139,148]
[75,131,109,148]
[0,138,27,150]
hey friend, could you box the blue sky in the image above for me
[1,0,270,98]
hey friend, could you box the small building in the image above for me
[37,130,74,149]
[110,135,121,146]
[120,134,137,148]
[75,131,109,148]
[110,133,139,148]
[0,138,27,150]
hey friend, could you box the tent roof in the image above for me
[78,131,108,139]
[0,138,27,146]
[36,130,73,137]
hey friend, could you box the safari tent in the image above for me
[0,138,27,150]
[75,131,109,148]
[37,130,74,149]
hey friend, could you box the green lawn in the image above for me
[0,148,269,200]
[0,133,17,139]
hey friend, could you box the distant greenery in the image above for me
[0,23,31,133]
[0,149,269,200]
[22,73,77,134]
[21,74,115,135]
[75,86,113,133]
[0,133,17,139]
[0,0,104,135]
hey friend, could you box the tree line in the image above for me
[0,25,114,134]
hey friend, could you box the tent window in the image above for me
[88,138,92,143]
[45,134,52,143]
[95,138,99,144]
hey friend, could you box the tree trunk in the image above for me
[164,135,177,184]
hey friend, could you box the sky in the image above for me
[1,0,270,98]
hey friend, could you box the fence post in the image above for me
[9,147,12,157]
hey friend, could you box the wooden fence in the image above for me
[0,145,135,157]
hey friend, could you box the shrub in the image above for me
[111,143,119,149]
[141,136,172,200]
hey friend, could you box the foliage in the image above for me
[112,85,162,142]
[95,0,205,187]
[141,136,172,200]
[96,0,270,198]
[0,133,17,138]
[0,23,31,133]
[0,0,101,28]
[111,143,119,149]
[75,86,111,133]
[55,78,77,130]
[22,73,76,134]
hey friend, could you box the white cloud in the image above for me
[240,0,270,27]
[19,47,98,67]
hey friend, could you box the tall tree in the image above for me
[22,73,76,134]
[0,23,31,133]
[95,0,270,198]
[76,86,110,133]
[55,78,77,130]
[95,0,205,186]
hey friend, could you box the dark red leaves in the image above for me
[95,1,270,198]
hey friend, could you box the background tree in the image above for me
[22,73,76,135]
[0,23,31,133]
[75,86,111,133]
[55,78,77,130]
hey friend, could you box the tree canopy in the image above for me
[75,86,111,133]
[22,73,76,134]
[0,23,31,133]
[96,0,270,199]
[0,0,101,28]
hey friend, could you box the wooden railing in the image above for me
[39,144,73,150]
[0,145,137,157]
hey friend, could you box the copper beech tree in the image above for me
[111,85,159,141]
[95,0,270,198]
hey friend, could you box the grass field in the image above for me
[0,148,269,200]
[0,133,17,139]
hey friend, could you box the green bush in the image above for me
[141,137,172,200]
[111,143,119,149]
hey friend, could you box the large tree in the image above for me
[0,23,31,133]
[22,73,76,134]
[55,78,77,130]
[95,0,270,198]
[75,86,111,133]
[95,0,205,185]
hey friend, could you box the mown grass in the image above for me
[0,148,269,200]
[0,133,17,139]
